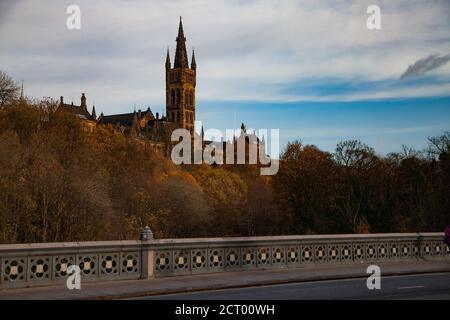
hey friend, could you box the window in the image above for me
[171,89,175,106]
[176,89,181,105]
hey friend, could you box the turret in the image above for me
[81,93,87,110]
[91,105,97,120]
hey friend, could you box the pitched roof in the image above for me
[99,112,136,127]
[60,103,93,121]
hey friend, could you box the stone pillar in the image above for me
[140,226,154,241]
[140,226,155,279]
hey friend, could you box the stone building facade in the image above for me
[57,18,266,162]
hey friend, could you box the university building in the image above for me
[58,18,266,163]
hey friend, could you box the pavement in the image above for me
[0,260,449,300]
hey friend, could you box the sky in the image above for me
[0,0,449,155]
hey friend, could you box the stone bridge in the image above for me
[0,230,448,289]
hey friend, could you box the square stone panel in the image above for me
[341,244,353,262]
[2,257,26,283]
[225,248,241,269]
[301,245,314,263]
[353,243,365,262]
[191,249,207,273]
[433,241,444,256]
[271,247,286,265]
[286,246,300,265]
[412,242,421,257]
[154,250,173,275]
[389,243,401,259]
[314,245,327,263]
[400,242,412,259]
[365,243,378,261]
[100,253,119,277]
[241,247,257,267]
[257,247,271,266]
[29,256,51,281]
[77,254,98,277]
[208,248,225,270]
[376,243,389,260]
[422,242,433,257]
[53,255,75,279]
[120,252,140,274]
[173,250,190,273]
[327,244,341,262]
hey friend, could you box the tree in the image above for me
[334,140,379,233]
[274,141,338,234]
[0,71,20,107]
[428,131,450,161]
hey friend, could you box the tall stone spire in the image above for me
[166,17,196,134]
[174,16,189,68]
[165,47,171,69]
[191,48,196,70]
[91,104,97,120]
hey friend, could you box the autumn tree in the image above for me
[0,71,20,107]
[274,141,339,234]
[333,140,380,233]
[0,82,449,243]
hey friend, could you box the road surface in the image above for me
[141,272,450,300]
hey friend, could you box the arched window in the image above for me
[176,89,181,106]
[177,111,180,122]
[171,89,175,106]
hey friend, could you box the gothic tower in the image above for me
[166,17,196,134]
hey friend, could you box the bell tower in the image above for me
[165,17,196,135]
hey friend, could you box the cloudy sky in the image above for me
[1,0,449,154]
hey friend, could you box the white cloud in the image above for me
[0,0,449,113]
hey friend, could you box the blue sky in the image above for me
[0,0,449,155]
[199,97,450,155]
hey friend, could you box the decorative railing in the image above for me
[149,233,449,277]
[0,241,142,289]
[0,232,448,289]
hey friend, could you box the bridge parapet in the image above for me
[0,233,448,289]
[0,241,142,289]
[147,233,449,277]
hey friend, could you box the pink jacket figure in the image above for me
[445,225,450,246]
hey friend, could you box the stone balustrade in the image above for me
[0,232,448,289]
[0,241,141,289]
